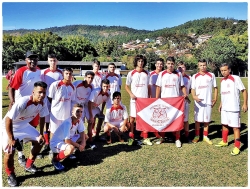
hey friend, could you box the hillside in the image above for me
[3,17,247,43]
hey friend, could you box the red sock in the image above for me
[44,132,49,144]
[185,131,189,137]
[235,139,240,148]
[54,150,66,162]
[5,167,14,176]
[141,131,148,139]
[203,130,208,137]
[154,132,161,138]
[222,130,229,143]
[175,132,180,140]
[129,132,134,139]
[195,129,200,136]
[26,158,35,168]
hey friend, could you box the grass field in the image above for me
[1,77,248,187]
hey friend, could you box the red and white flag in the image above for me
[136,97,184,132]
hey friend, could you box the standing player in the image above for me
[149,58,164,141]
[39,53,63,156]
[105,63,122,109]
[86,79,111,148]
[50,104,86,171]
[155,56,187,148]
[177,61,192,143]
[8,51,41,166]
[215,63,247,155]
[104,91,130,144]
[2,81,49,187]
[125,55,152,146]
[92,59,104,89]
[48,67,75,137]
[191,59,218,145]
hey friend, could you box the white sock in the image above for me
[18,151,24,157]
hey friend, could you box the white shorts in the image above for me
[85,107,101,120]
[49,113,64,133]
[194,102,212,122]
[45,100,51,123]
[104,120,125,129]
[130,100,136,118]
[50,134,80,153]
[2,125,40,153]
[221,110,240,128]
[184,101,190,122]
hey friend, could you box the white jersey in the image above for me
[126,69,150,101]
[149,70,160,98]
[48,80,75,120]
[92,71,104,89]
[2,96,49,131]
[50,117,85,144]
[88,88,111,108]
[105,104,128,123]
[180,74,191,96]
[72,80,93,106]
[105,73,122,99]
[10,66,41,102]
[191,72,217,105]
[41,68,63,95]
[156,70,184,97]
[220,75,245,111]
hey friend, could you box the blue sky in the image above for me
[2,2,248,31]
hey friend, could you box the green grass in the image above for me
[1,77,248,187]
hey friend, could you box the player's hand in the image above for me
[242,104,248,113]
[78,144,85,152]
[218,104,222,112]
[185,96,191,104]
[5,138,15,154]
[89,116,94,124]
[130,94,137,100]
[212,99,217,107]
[193,95,201,102]
[37,135,45,145]
[120,125,128,132]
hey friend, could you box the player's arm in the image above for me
[191,88,201,102]
[38,116,45,144]
[218,102,222,112]
[78,131,86,151]
[5,116,16,153]
[8,87,15,110]
[241,89,248,112]
[148,85,151,98]
[212,87,218,107]
[65,138,83,150]
[125,84,136,100]
[88,101,94,122]
[120,118,129,132]
[181,86,190,103]
[155,86,161,98]
[100,102,106,116]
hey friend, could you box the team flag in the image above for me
[136,97,185,132]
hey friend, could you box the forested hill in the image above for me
[3,17,247,43]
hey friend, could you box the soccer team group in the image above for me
[2,51,248,186]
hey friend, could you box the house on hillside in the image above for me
[197,35,212,44]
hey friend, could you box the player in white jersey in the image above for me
[86,79,111,148]
[92,59,104,89]
[72,71,94,120]
[104,91,130,144]
[215,63,248,155]
[39,53,63,156]
[177,61,192,143]
[191,59,218,145]
[105,62,122,109]
[155,56,187,148]
[2,81,49,187]
[149,58,165,140]
[125,55,152,146]
[50,104,87,171]
[8,51,42,166]
[48,67,75,135]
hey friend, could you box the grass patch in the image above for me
[1,77,248,186]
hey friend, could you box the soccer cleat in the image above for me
[106,135,112,144]
[215,141,228,147]
[155,137,164,145]
[203,136,213,145]
[142,138,153,146]
[128,138,134,146]
[51,159,65,171]
[231,147,240,156]
[175,140,182,148]
[7,173,18,187]
[87,142,97,150]
[25,164,41,173]
[192,136,200,143]
[18,155,26,167]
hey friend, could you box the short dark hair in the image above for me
[34,81,47,89]
[220,63,231,69]
[85,71,95,77]
[198,59,206,63]
[48,54,57,59]
[63,67,73,73]
[178,61,186,67]
[166,56,175,63]
[108,62,116,67]
[112,91,121,99]
[72,103,83,109]
[133,55,147,68]
[93,59,100,66]
[156,58,164,64]
[101,78,110,85]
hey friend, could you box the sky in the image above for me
[1,1,249,31]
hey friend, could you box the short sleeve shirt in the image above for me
[88,89,111,108]
[149,70,159,98]
[72,80,93,106]
[105,104,128,123]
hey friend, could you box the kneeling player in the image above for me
[104,91,130,144]
[50,104,87,171]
